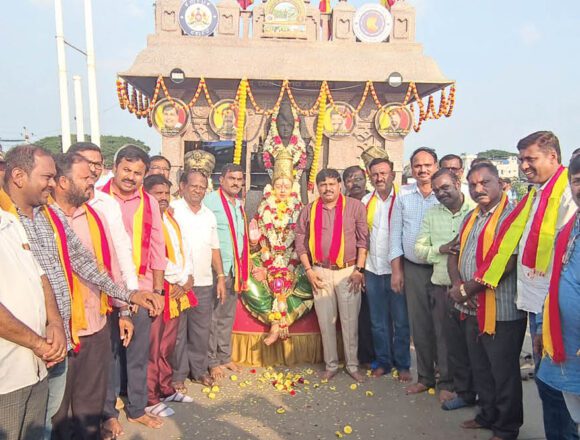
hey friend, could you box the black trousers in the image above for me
[443,305,476,403]
[357,289,375,364]
[52,324,111,440]
[465,316,526,440]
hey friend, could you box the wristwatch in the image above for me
[153,288,165,296]
[355,266,365,274]
[119,309,132,318]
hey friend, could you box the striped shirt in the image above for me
[389,183,439,264]
[456,202,526,321]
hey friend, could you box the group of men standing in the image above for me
[1,129,579,440]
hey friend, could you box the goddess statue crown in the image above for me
[183,149,216,177]
[272,149,294,183]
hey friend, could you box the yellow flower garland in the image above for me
[308,83,327,190]
[233,78,248,165]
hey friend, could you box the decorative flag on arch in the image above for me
[238,0,253,10]
[380,0,396,9]
[319,0,330,13]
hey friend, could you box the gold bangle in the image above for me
[217,273,226,278]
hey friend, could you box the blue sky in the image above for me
[1,0,579,161]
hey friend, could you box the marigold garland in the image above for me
[233,78,248,165]
[308,85,327,191]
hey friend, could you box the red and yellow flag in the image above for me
[319,0,330,12]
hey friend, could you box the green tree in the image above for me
[477,149,517,160]
[35,135,151,167]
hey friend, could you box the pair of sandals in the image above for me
[145,392,194,418]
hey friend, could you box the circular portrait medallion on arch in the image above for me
[209,99,244,140]
[353,4,393,43]
[179,0,219,37]
[152,98,190,138]
[323,102,357,139]
[374,103,414,140]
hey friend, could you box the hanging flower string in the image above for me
[308,85,327,191]
[233,78,248,165]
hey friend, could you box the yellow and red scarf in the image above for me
[0,190,87,351]
[542,214,577,363]
[475,166,568,288]
[459,194,508,335]
[84,203,113,316]
[162,210,198,321]
[309,193,346,268]
[219,188,249,293]
[365,187,397,232]
[101,180,153,277]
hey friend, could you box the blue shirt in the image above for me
[537,214,580,394]
[389,183,439,264]
[203,191,245,275]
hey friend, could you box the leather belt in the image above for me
[403,258,432,269]
[314,260,356,271]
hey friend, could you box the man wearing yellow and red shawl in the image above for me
[50,153,129,440]
[143,175,195,417]
[1,145,162,439]
[101,145,167,434]
[513,132,577,439]
[295,168,369,383]
[537,153,580,428]
[447,162,526,440]
[203,164,248,380]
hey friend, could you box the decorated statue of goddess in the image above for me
[242,102,313,346]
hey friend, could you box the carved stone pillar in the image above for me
[390,2,416,43]
[216,0,241,38]
[332,0,355,42]
[161,135,185,184]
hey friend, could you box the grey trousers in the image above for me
[404,260,451,389]
[208,276,236,369]
[172,285,214,381]
[103,307,151,420]
[312,266,361,374]
[0,378,48,440]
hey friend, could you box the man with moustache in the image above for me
[439,154,469,197]
[204,164,249,380]
[537,153,580,429]
[448,162,526,440]
[362,158,411,380]
[50,153,140,440]
[389,147,439,394]
[172,169,226,389]
[101,145,167,435]
[143,175,194,417]
[415,169,474,408]
[343,165,374,368]
[295,169,368,383]
[0,145,162,439]
[514,132,576,439]
[148,155,172,180]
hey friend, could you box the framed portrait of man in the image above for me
[152,98,190,137]
[323,102,356,139]
[374,103,414,140]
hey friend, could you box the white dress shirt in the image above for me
[362,191,395,275]
[171,199,220,287]
[0,209,47,394]
[517,181,576,313]
[163,213,193,286]
[89,190,139,291]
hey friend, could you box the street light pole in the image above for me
[73,76,86,142]
[84,0,101,147]
[54,0,71,152]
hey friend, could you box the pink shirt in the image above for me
[109,187,166,291]
[64,205,123,336]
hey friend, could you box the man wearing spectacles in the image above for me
[148,156,172,180]
[440,154,470,200]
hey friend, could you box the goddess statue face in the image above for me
[272,177,292,201]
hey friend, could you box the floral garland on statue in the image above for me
[256,182,302,270]
[262,106,307,180]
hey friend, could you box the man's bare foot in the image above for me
[171,381,188,394]
[210,366,224,380]
[348,370,367,383]
[194,374,215,387]
[319,370,338,381]
[461,419,488,430]
[439,389,457,403]
[264,329,279,346]
[102,418,124,439]
[406,382,429,395]
[372,367,387,378]
[222,362,242,372]
[398,369,412,383]
[127,413,164,428]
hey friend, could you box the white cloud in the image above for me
[518,23,541,46]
